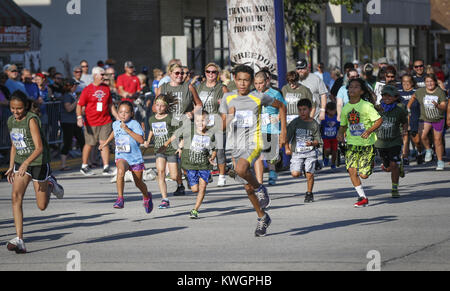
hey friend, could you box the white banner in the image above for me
[227,0,278,84]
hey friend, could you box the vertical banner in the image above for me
[227,0,279,85]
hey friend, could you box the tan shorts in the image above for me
[84,123,112,146]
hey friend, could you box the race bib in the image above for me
[116,136,131,153]
[207,115,215,127]
[349,123,366,136]
[235,110,254,128]
[296,140,313,153]
[96,102,103,112]
[191,135,211,152]
[424,95,438,108]
[152,122,168,137]
[11,132,27,150]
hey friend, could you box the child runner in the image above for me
[144,94,179,209]
[99,101,153,213]
[321,102,340,169]
[399,74,422,165]
[337,78,383,208]
[375,85,408,198]
[407,74,448,171]
[254,69,286,186]
[219,64,286,237]
[161,111,216,219]
[6,91,64,254]
[286,99,322,203]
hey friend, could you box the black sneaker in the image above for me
[255,213,271,237]
[80,166,95,176]
[173,184,186,196]
[102,166,113,176]
[304,192,314,203]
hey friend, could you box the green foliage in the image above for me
[284,0,363,52]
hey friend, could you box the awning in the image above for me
[0,0,42,28]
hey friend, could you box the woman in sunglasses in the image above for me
[195,63,229,186]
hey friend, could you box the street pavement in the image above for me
[0,142,449,271]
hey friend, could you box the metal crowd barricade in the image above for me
[0,101,63,150]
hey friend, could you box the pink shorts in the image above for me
[115,159,146,172]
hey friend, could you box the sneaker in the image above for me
[143,194,153,214]
[113,197,124,209]
[416,153,424,165]
[323,157,329,167]
[6,237,26,254]
[268,171,278,186]
[159,199,170,209]
[217,175,226,187]
[424,149,433,163]
[403,158,409,166]
[304,192,314,203]
[354,197,369,208]
[436,160,445,171]
[399,161,405,178]
[255,185,270,210]
[173,185,186,196]
[391,189,400,198]
[330,164,336,170]
[255,213,271,237]
[48,175,64,199]
[80,166,95,176]
[102,166,113,176]
[189,209,199,219]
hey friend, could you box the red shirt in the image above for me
[78,83,113,127]
[116,74,141,95]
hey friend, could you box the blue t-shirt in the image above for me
[336,86,349,106]
[321,114,340,139]
[113,119,145,165]
[5,79,28,97]
[259,88,286,134]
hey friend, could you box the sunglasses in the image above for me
[173,71,185,76]
[81,65,89,68]
[386,75,396,78]
[414,65,424,68]
[206,70,218,74]
[74,71,82,73]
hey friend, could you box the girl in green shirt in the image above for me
[6,91,64,254]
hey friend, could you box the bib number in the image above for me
[349,123,366,136]
[11,133,27,150]
[191,135,211,152]
[116,136,131,153]
[152,122,168,137]
[235,111,253,128]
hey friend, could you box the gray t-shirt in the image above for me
[219,91,274,151]
[287,118,322,158]
[299,73,328,120]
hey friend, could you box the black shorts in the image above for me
[377,146,402,168]
[14,162,51,182]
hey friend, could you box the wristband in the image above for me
[77,115,83,119]
[320,108,325,112]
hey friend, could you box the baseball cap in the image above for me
[363,63,374,73]
[381,84,400,97]
[124,61,135,68]
[3,64,18,72]
[296,59,308,70]
[378,57,388,64]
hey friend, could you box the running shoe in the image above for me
[304,192,314,203]
[113,197,124,209]
[268,171,278,186]
[217,175,226,187]
[189,209,199,219]
[173,184,186,196]
[416,153,424,165]
[102,166,113,176]
[255,213,271,237]
[436,160,445,171]
[424,149,433,163]
[48,175,64,199]
[80,166,95,176]
[391,189,400,198]
[354,197,369,208]
[6,237,26,254]
[403,158,409,166]
[323,157,329,167]
[255,185,270,210]
[159,199,170,209]
[143,194,153,214]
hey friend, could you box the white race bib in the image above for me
[152,122,168,137]
[424,95,438,108]
[235,110,254,128]
[349,123,366,136]
[191,135,211,152]
[11,132,27,150]
[296,140,313,153]
[116,136,131,153]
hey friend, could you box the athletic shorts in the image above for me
[14,162,51,182]
[323,138,338,151]
[377,146,402,168]
[84,123,113,146]
[232,148,262,167]
[424,119,445,133]
[155,153,178,163]
[290,153,317,174]
[186,170,211,187]
[115,159,145,172]
[345,145,376,177]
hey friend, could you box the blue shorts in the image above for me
[186,170,211,187]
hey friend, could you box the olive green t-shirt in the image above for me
[159,82,194,122]
[148,113,178,155]
[375,105,408,149]
[287,117,322,158]
[414,87,447,123]
[281,84,315,122]
[8,112,50,166]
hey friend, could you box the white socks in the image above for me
[355,185,366,198]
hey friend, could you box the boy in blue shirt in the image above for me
[321,102,340,169]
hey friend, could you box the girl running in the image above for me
[99,101,153,213]
[6,90,64,254]
[144,93,179,209]
[337,78,383,208]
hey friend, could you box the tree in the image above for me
[284,0,364,69]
